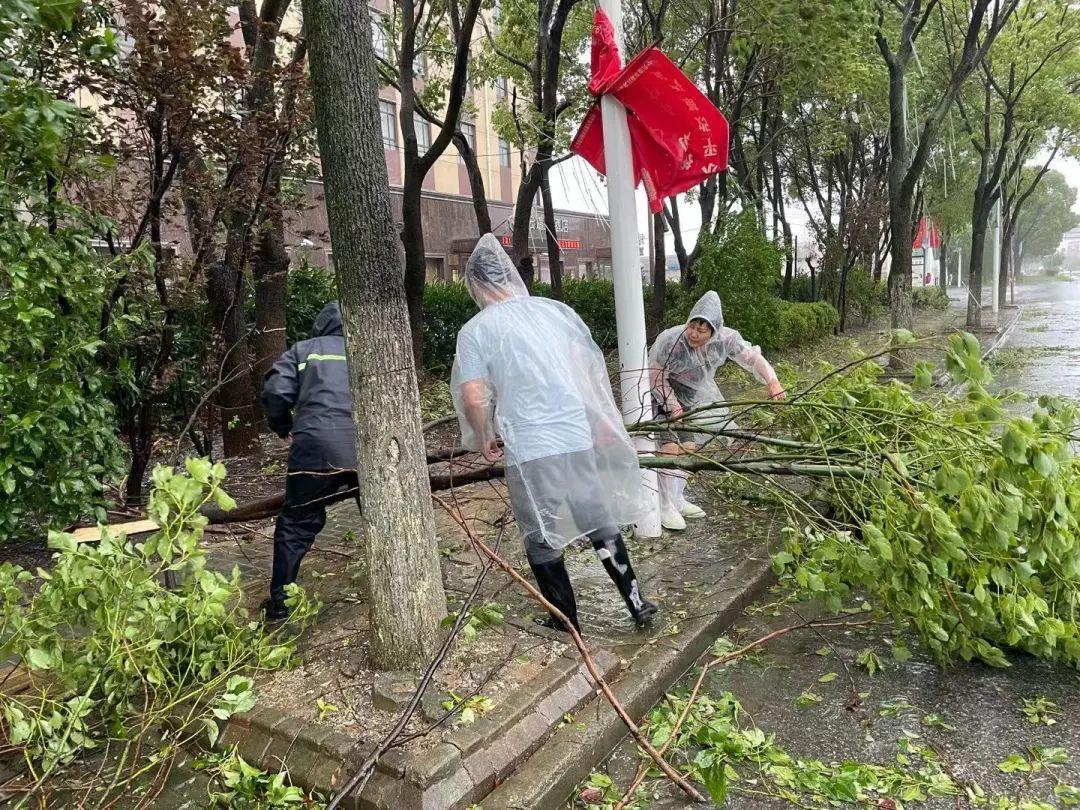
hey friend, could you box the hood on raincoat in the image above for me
[687,291,724,334]
[312,302,343,338]
[465,233,530,306]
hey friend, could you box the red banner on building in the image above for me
[571,8,729,214]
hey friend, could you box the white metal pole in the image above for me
[991,196,1001,320]
[598,0,661,538]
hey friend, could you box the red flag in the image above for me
[571,8,729,213]
[913,217,941,250]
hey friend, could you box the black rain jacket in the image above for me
[261,302,357,472]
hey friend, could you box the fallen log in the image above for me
[71,454,870,534]
[198,456,869,525]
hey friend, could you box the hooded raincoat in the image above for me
[648,291,777,444]
[451,234,646,551]
[262,302,357,472]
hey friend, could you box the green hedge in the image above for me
[778,300,839,347]
[912,285,950,311]
[284,238,837,372]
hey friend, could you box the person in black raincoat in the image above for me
[261,301,358,620]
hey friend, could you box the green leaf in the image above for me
[818,672,838,683]
[24,647,53,670]
[702,761,728,805]
[1002,426,1028,464]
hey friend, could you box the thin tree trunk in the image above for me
[511,163,543,289]
[966,217,989,330]
[540,165,563,300]
[304,0,447,671]
[664,199,689,278]
[207,257,261,455]
[649,211,666,340]
[252,210,290,396]
[939,240,948,292]
[454,131,492,234]
[400,177,427,363]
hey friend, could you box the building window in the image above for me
[414,115,431,151]
[459,122,476,162]
[379,99,398,149]
[498,138,511,168]
[371,12,389,59]
[495,77,508,103]
[415,50,428,77]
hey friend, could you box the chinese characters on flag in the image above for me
[571,8,730,214]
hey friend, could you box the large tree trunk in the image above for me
[304,0,447,671]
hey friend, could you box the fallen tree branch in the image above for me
[433,496,708,805]
[614,613,875,809]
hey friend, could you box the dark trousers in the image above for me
[269,470,359,603]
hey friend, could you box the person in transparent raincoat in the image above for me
[451,234,658,631]
[648,291,785,531]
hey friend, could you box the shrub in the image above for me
[286,262,338,344]
[0,461,315,788]
[423,282,479,372]
[912,285,950,311]
[843,268,887,325]
[0,217,127,540]
[777,300,839,347]
[691,211,785,351]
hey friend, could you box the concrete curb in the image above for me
[220,640,621,809]
[480,554,775,810]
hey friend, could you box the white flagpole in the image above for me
[597,0,661,538]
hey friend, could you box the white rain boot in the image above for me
[671,471,706,519]
[658,472,687,531]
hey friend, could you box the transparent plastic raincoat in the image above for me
[648,291,778,444]
[451,234,646,551]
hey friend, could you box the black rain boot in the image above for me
[260,598,291,623]
[591,533,658,627]
[529,558,581,633]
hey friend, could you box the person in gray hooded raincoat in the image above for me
[451,234,658,632]
[648,291,785,531]
[260,301,358,620]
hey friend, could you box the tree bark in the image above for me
[304,0,448,671]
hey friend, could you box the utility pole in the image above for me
[597,0,661,538]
